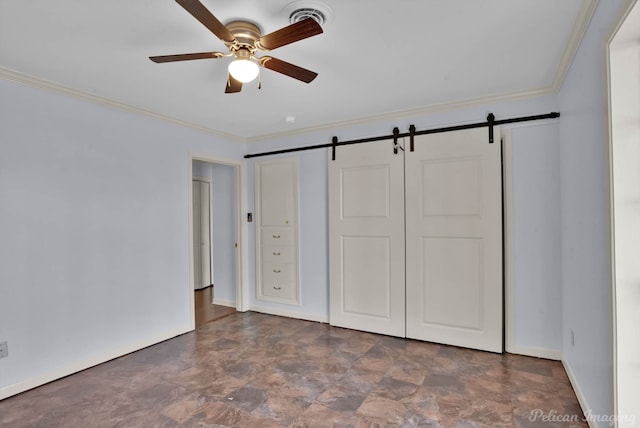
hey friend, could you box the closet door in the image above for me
[405,128,502,352]
[329,140,405,337]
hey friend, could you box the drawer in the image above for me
[262,228,292,246]
[260,276,296,300]
[262,245,294,263]
[262,262,294,282]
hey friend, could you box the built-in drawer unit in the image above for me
[255,157,300,305]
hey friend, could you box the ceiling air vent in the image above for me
[285,1,333,27]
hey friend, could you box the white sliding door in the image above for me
[329,140,406,337]
[405,128,502,352]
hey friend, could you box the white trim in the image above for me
[189,153,249,316]
[0,328,189,401]
[0,66,243,143]
[502,129,515,354]
[1,65,555,144]
[604,1,639,423]
[562,359,594,428]
[187,159,196,330]
[551,0,600,92]
[248,305,329,324]
[212,298,236,308]
[509,346,561,361]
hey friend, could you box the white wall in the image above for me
[510,124,562,355]
[557,0,627,424]
[0,78,245,398]
[211,163,237,305]
[246,95,564,354]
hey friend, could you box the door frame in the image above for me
[188,153,249,330]
[604,0,640,421]
[192,175,214,290]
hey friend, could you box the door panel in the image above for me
[193,179,212,290]
[341,236,391,318]
[260,163,295,227]
[193,181,201,290]
[405,128,502,353]
[420,237,483,330]
[199,181,212,287]
[329,140,405,337]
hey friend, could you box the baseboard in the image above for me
[0,327,191,401]
[212,298,236,308]
[249,304,329,323]
[562,358,593,428]
[508,345,562,361]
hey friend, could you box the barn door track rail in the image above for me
[244,112,560,160]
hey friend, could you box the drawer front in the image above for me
[262,228,293,246]
[262,262,294,282]
[261,276,295,300]
[262,245,294,263]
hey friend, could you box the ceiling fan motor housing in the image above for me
[224,20,262,53]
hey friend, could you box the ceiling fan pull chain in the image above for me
[258,72,262,90]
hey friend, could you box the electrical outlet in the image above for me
[571,330,575,347]
[0,341,7,358]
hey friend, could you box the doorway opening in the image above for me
[607,0,640,422]
[189,155,248,328]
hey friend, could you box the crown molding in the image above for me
[552,0,600,93]
[2,64,555,145]
[0,66,245,144]
[245,86,555,143]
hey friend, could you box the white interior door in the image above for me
[199,181,212,288]
[329,140,406,337]
[405,128,503,352]
[192,179,212,290]
[193,180,202,290]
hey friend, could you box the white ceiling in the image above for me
[0,0,594,142]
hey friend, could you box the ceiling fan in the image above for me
[149,0,323,93]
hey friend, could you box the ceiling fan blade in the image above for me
[257,18,323,51]
[225,74,243,93]
[175,0,236,43]
[259,56,318,83]
[149,52,225,63]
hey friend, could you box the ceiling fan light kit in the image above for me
[228,58,260,83]
[149,0,324,93]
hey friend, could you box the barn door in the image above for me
[328,139,406,337]
[405,128,503,352]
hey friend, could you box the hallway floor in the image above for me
[195,286,236,326]
[0,312,586,427]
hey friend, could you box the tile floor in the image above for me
[0,312,586,427]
